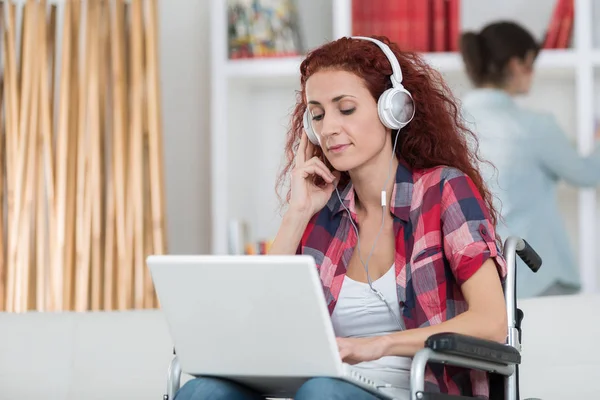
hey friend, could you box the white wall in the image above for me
[159,0,211,254]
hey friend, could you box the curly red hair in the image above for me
[275,35,499,229]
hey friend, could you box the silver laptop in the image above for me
[147,254,396,399]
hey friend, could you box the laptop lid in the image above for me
[147,255,344,378]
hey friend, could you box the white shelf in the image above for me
[226,56,302,79]
[424,49,578,72]
[225,49,579,82]
[534,49,578,68]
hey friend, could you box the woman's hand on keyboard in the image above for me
[336,336,388,364]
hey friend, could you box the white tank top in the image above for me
[331,264,412,396]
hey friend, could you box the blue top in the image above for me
[461,88,600,298]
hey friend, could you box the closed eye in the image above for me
[312,107,355,121]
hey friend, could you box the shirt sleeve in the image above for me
[533,113,600,187]
[440,168,507,285]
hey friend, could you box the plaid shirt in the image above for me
[297,161,507,397]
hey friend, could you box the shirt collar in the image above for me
[326,160,414,222]
[463,88,515,107]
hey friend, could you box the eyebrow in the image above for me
[308,94,356,105]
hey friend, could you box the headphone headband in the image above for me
[351,36,404,87]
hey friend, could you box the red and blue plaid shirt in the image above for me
[297,161,507,397]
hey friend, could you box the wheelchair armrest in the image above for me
[410,335,520,400]
[424,332,520,365]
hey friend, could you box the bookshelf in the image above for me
[210,0,600,293]
[225,49,581,82]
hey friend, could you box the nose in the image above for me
[318,112,340,142]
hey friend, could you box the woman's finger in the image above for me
[299,164,335,183]
[339,348,350,361]
[311,163,336,183]
[297,164,335,183]
[304,157,335,180]
[304,131,315,162]
[297,130,307,166]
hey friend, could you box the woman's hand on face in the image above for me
[336,337,388,365]
[288,131,340,218]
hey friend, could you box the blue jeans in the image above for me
[174,376,382,400]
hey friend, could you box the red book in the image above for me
[372,0,384,36]
[432,0,446,52]
[447,0,460,51]
[380,0,392,40]
[544,0,567,49]
[556,0,574,48]
[363,0,374,36]
[352,0,363,35]
[397,0,411,51]
[411,0,431,51]
[386,0,401,45]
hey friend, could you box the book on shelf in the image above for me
[227,0,305,60]
[352,0,460,53]
[543,0,574,49]
[352,0,576,54]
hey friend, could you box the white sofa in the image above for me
[518,293,600,399]
[0,309,188,400]
[1,294,599,399]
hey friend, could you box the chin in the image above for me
[328,158,361,173]
[326,148,375,173]
[329,163,352,173]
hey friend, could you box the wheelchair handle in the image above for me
[503,236,542,336]
[515,238,542,273]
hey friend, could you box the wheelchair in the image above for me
[163,235,542,400]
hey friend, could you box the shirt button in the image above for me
[479,224,488,237]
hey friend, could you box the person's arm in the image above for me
[534,113,600,187]
[268,209,312,255]
[379,258,506,357]
[338,257,506,361]
[268,131,338,255]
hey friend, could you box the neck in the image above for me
[479,83,518,96]
[348,145,399,217]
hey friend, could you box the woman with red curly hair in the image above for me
[175,36,508,400]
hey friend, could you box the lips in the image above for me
[328,144,350,153]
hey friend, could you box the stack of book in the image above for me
[352,0,461,53]
[228,220,273,255]
[227,0,304,59]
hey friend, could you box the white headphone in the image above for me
[302,36,415,146]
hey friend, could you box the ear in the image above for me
[506,56,522,75]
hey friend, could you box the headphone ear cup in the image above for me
[303,109,320,146]
[377,89,401,130]
[377,86,415,130]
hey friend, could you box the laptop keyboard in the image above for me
[350,368,377,387]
